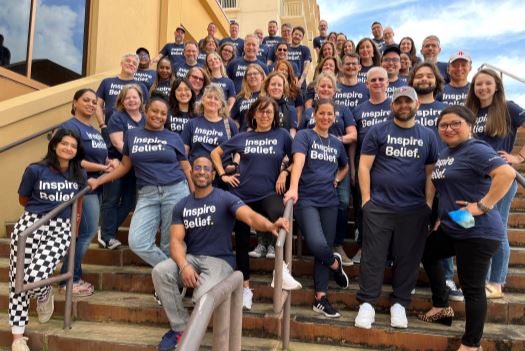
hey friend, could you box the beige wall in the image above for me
[0,68,46,102]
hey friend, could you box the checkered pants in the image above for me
[8,211,71,330]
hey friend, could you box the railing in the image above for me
[0,124,57,154]
[479,63,525,84]
[272,199,294,351]
[516,171,525,188]
[14,186,91,329]
[219,0,237,9]
[282,0,303,17]
[178,271,244,351]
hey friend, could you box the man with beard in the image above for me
[227,34,269,93]
[155,26,186,66]
[173,41,203,79]
[134,47,156,90]
[355,86,438,330]
[262,20,282,49]
[220,21,245,57]
[371,21,385,52]
[437,51,472,106]
[152,156,290,350]
[420,35,449,83]
[313,20,328,55]
[410,62,465,302]
[335,53,369,112]
[288,26,312,91]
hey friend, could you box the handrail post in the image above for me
[212,295,231,351]
[229,278,243,351]
[63,196,80,329]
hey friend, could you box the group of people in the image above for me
[7,17,525,351]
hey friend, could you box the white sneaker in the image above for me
[271,263,302,290]
[12,337,29,351]
[390,303,408,328]
[266,245,276,259]
[107,238,122,250]
[248,244,267,258]
[243,288,253,310]
[355,302,375,329]
[97,228,105,248]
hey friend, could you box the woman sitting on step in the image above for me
[9,129,86,351]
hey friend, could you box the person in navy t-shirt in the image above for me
[155,26,186,66]
[211,97,299,308]
[284,99,350,319]
[288,26,312,91]
[149,57,174,99]
[173,41,203,79]
[465,68,525,298]
[356,38,381,84]
[88,97,193,268]
[262,20,282,50]
[167,77,196,134]
[313,20,328,55]
[9,129,86,350]
[381,45,408,100]
[151,155,289,349]
[219,21,244,57]
[335,54,369,112]
[96,53,149,129]
[187,66,210,102]
[134,47,156,90]
[262,71,298,137]
[418,105,515,349]
[437,51,472,106]
[355,87,438,330]
[420,35,449,83]
[204,52,236,111]
[59,89,113,297]
[227,34,269,93]
[99,84,146,252]
[230,64,266,131]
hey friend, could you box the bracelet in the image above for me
[476,200,493,213]
[219,173,227,179]
[99,123,107,128]
[179,262,189,276]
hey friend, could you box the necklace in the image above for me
[312,128,331,157]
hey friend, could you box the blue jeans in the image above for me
[100,171,137,242]
[334,173,350,246]
[487,180,517,284]
[60,193,100,284]
[441,257,455,281]
[295,206,337,293]
[129,181,189,267]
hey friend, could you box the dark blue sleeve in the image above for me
[292,130,310,155]
[425,131,439,165]
[96,79,107,100]
[139,83,149,103]
[173,134,188,161]
[508,101,525,128]
[361,125,380,156]
[230,99,241,122]
[470,142,507,176]
[18,165,38,197]
[294,94,304,108]
[227,191,246,217]
[226,79,236,98]
[171,198,186,225]
[289,106,298,129]
[228,118,239,136]
[337,140,348,167]
[226,61,235,80]
[160,44,169,56]
[107,112,124,133]
[122,130,131,156]
[220,133,245,155]
[341,106,356,127]
[180,120,193,146]
[302,47,312,62]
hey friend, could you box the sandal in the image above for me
[59,281,94,297]
[485,284,504,299]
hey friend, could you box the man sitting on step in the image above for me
[151,155,292,351]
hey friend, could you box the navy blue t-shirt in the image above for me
[300,105,356,137]
[219,37,245,57]
[166,110,191,134]
[257,44,269,63]
[436,61,450,83]
[432,139,506,240]
[361,121,439,210]
[19,164,85,219]
[211,77,236,100]
[151,79,171,99]
[181,116,239,162]
[123,128,187,188]
[293,129,348,208]
[415,100,448,149]
[96,77,149,124]
[313,36,327,50]
[473,101,525,153]
[357,65,373,84]
[386,77,408,100]
[220,128,292,202]
[134,69,156,90]
[353,99,393,149]
[197,51,207,66]
[276,100,299,132]
[107,111,146,159]
[287,45,312,77]
[334,82,369,112]
[231,93,260,132]
[174,62,202,79]
[262,36,282,49]
[227,57,269,93]
[437,83,470,106]
[172,188,244,268]
[160,43,185,66]
[60,118,108,178]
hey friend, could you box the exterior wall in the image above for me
[0,68,46,102]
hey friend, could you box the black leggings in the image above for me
[421,228,500,347]
[234,194,284,281]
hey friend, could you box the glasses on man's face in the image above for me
[138,53,149,58]
[190,75,204,82]
[438,120,463,131]
[383,58,400,63]
[193,165,213,172]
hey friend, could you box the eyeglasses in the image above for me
[277,48,288,52]
[438,120,463,131]
[190,75,204,82]
[256,108,274,115]
[138,53,149,58]
[383,58,400,63]
[193,165,213,172]
[222,49,234,54]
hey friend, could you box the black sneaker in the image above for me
[332,252,349,288]
[312,295,341,318]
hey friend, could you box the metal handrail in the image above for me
[0,124,58,154]
[14,186,91,329]
[516,171,525,188]
[479,63,525,85]
[178,270,243,351]
[272,199,294,351]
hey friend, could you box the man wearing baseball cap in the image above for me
[134,47,156,90]
[438,51,472,106]
[381,45,408,100]
[355,86,439,330]
[155,25,186,66]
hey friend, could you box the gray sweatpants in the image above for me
[151,255,234,331]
